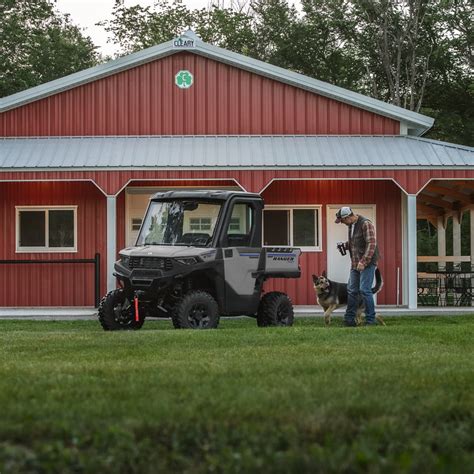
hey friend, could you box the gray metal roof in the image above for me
[0,30,434,135]
[0,136,472,170]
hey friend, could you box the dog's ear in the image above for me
[322,270,327,277]
[312,274,318,283]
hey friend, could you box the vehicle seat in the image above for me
[227,234,250,247]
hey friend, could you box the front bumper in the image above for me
[114,261,176,292]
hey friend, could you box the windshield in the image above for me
[136,200,222,247]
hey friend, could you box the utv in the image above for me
[98,190,301,330]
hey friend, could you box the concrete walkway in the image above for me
[0,306,472,320]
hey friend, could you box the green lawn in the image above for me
[1,316,473,473]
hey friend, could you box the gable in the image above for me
[0,52,399,137]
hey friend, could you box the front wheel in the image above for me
[98,289,144,331]
[257,292,294,327]
[172,291,220,329]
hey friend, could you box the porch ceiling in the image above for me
[417,180,474,221]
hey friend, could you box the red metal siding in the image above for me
[1,53,400,137]
[2,169,472,197]
[1,171,472,307]
[0,182,107,306]
[262,180,402,306]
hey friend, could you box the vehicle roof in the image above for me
[150,190,262,201]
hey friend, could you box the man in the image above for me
[335,207,379,326]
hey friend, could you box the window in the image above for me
[16,207,77,252]
[263,206,321,250]
[226,203,254,246]
[189,217,212,231]
[131,218,142,231]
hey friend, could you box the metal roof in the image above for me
[0,30,434,135]
[0,135,472,170]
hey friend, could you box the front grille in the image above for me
[128,257,173,271]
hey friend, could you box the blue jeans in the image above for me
[345,264,376,325]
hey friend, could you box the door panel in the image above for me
[326,205,376,283]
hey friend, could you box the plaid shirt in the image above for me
[348,217,377,269]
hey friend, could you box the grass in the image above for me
[1,315,473,473]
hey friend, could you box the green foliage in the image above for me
[0,0,98,98]
[417,212,472,272]
[101,1,194,52]
[0,317,473,472]
[193,6,256,55]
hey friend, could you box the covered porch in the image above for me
[416,180,474,307]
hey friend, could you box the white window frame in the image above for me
[16,206,78,253]
[263,205,322,252]
[189,217,212,231]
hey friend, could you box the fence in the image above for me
[0,253,101,307]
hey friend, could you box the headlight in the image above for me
[176,257,198,265]
[120,255,130,267]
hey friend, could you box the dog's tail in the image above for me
[371,268,383,294]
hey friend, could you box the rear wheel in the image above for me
[257,291,294,327]
[172,291,220,329]
[98,289,144,331]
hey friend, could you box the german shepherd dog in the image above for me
[312,270,385,326]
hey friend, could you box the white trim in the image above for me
[259,177,409,195]
[0,178,108,196]
[262,205,322,252]
[415,177,474,196]
[1,166,472,174]
[117,179,244,197]
[15,206,78,253]
[124,184,240,195]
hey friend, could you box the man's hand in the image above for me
[356,262,365,272]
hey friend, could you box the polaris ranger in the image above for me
[98,190,301,330]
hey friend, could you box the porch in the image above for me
[416,180,474,307]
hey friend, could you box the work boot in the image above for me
[344,319,357,327]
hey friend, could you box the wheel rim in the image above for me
[276,302,292,326]
[113,298,135,326]
[187,303,211,329]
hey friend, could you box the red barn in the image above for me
[1,31,473,310]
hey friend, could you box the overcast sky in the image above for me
[54,0,216,56]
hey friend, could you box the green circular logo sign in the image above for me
[175,70,193,89]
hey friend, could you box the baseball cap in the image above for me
[335,206,353,223]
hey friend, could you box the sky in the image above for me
[54,0,227,56]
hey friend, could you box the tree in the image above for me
[101,1,194,53]
[0,0,98,98]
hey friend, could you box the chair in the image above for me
[417,277,441,306]
[453,276,473,307]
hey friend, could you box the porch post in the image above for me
[407,194,417,309]
[453,213,462,271]
[107,196,117,292]
[471,209,474,305]
[471,210,474,270]
[437,216,446,271]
